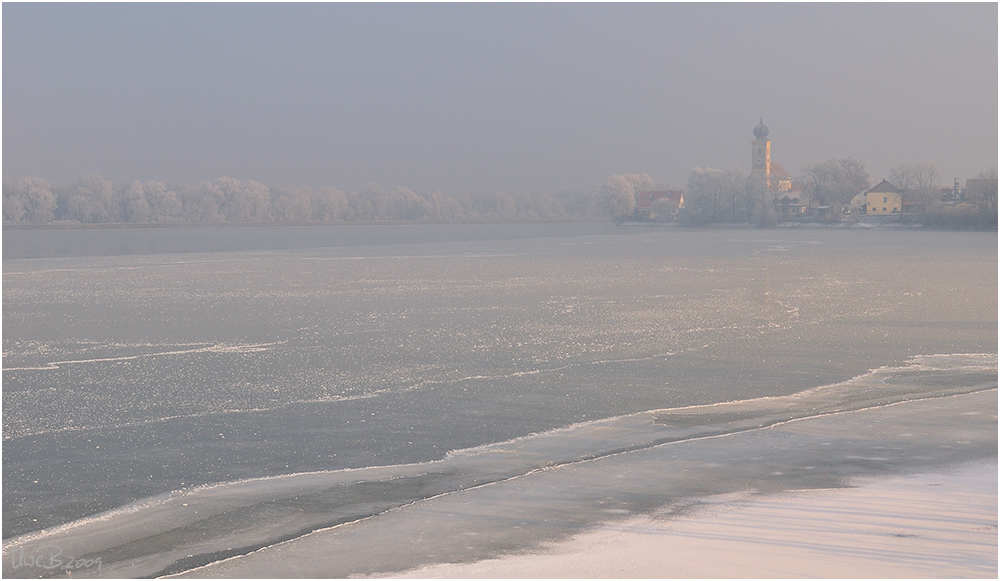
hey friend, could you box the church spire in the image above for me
[751,117,771,185]
[753,115,769,140]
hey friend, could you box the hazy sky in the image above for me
[4,3,997,194]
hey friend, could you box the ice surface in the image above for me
[3,226,997,577]
[2,355,995,578]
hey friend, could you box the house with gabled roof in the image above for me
[635,190,684,219]
[864,179,903,215]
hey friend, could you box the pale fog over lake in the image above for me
[1,224,996,577]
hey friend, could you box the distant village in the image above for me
[622,118,997,228]
[3,118,996,228]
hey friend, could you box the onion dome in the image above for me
[753,116,769,139]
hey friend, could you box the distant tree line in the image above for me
[2,173,622,225]
[6,163,995,228]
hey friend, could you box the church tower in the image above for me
[751,116,771,186]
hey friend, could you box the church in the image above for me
[751,117,808,214]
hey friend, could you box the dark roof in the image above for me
[774,190,803,201]
[967,178,998,190]
[753,117,769,139]
[867,179,901,194]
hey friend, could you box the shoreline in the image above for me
[391,461,998,579]
[4,218,996,231]
[1,218,607,231]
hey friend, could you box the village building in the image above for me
[774,182,808,214]
[634,190,684,218]
[848,189,869,214]
[938,179,966,207]
[864,179,903,215]
[941,177,996,209]
[964,177,996,199]
[855,179,981,216]
[750,117,792,192]
[750,117,805,213]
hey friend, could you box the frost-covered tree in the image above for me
[143,181,183,223]
[3,176,57,223]
[515,192,564,220]
[597,173,654,220]
[2,177,26,223]
[600,176,635,220]
[122,181,152,223]
[387,187,432,220]
[272,186,314,222]
[68,173,118,222]
[426,190,464,220]
[479,191,518,220]
[180,181,225,222]
[312,187,348,221]
[1,173,602,224]
[343,183,381,221]
[215,177,272,222]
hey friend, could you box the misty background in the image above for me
[3,4,997,204]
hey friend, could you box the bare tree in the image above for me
[685,168,721,223]
[748,178,778,226]
[913,162,941,192]
[887,161,941,214]
[722,170,752,221]
[802,158,870,213]
[888,163,918,192]
[911,161,941,211]
[685,167,748,223]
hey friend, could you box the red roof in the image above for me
[769,162,792,179]
[636,190,683,210]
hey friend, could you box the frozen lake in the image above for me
[2,224,996,577]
